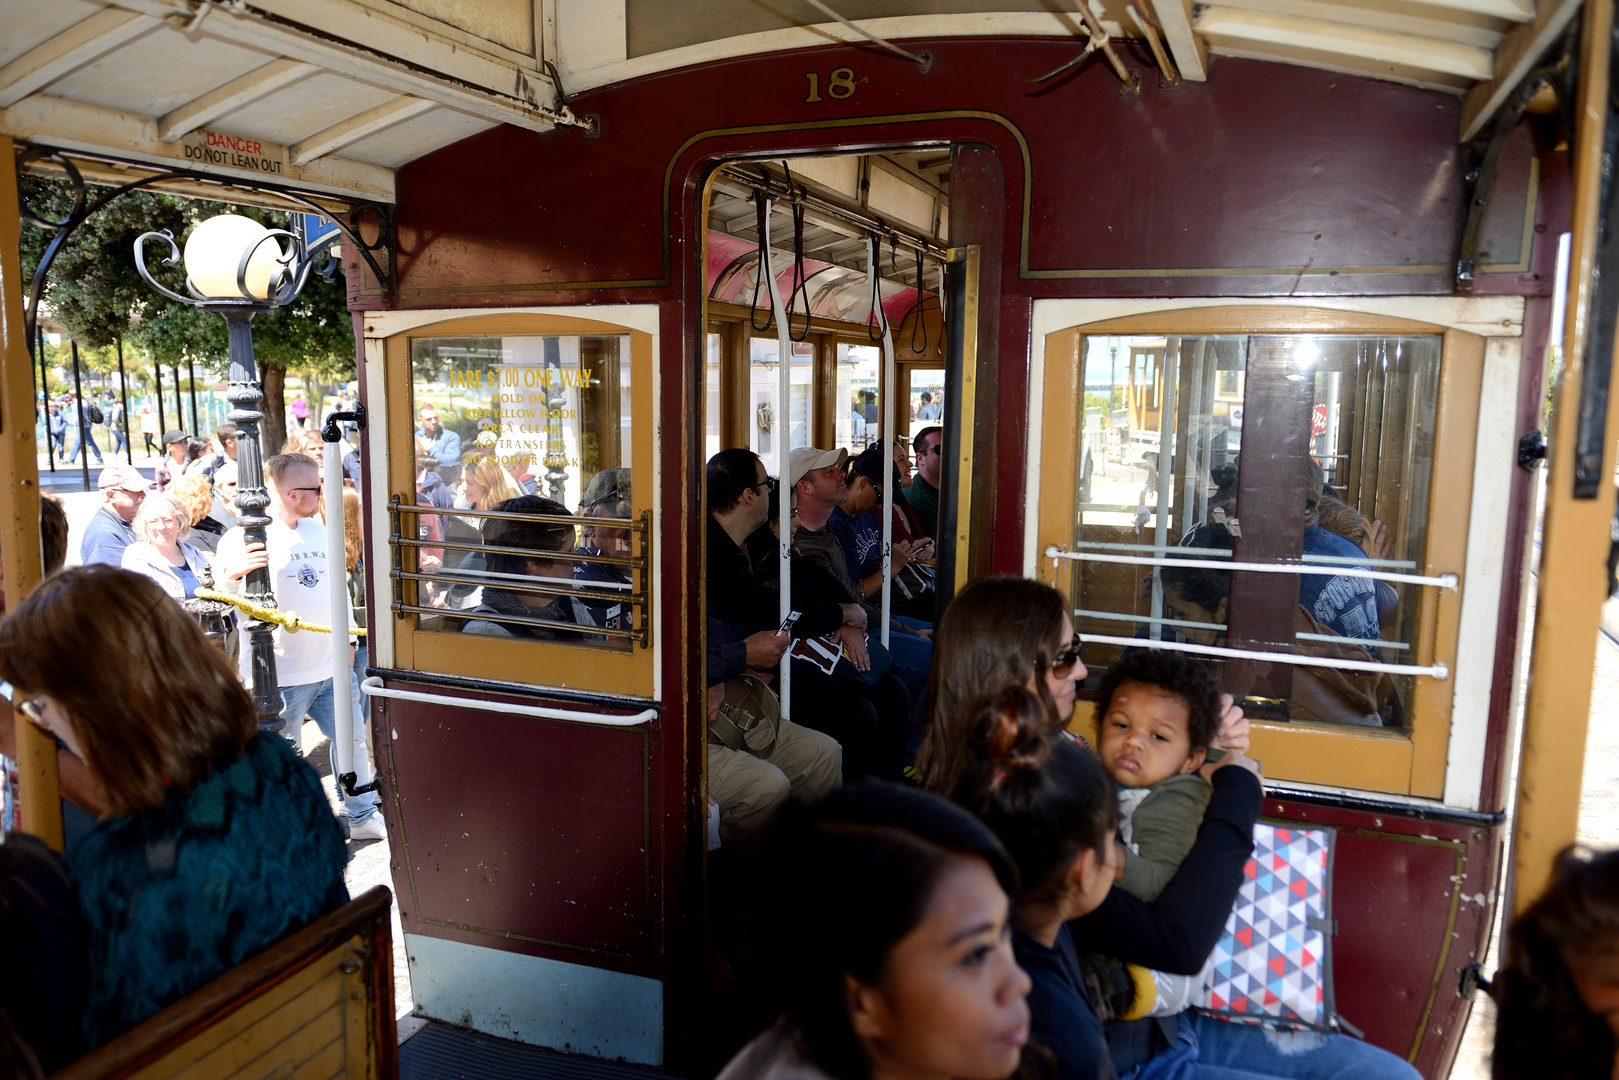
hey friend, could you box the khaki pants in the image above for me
[709,718,841,848]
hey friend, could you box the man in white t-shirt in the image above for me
[217,452,384,841]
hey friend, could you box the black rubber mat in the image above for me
[399,1022,678,1080]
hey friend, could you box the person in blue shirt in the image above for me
[80,464,152,567]
[415,402,462,485]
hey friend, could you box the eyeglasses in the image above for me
[1050,639,1083,679]
[288,486,323,496]
[752,477,778,495]
[923,444,943,457]
[0,680,48,733]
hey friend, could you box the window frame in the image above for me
[1032,306,1483,798]
[383,311,658,698]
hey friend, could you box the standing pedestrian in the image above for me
[153,430,188,491]
[103,395,126,457]
[80,465,152,567]
[290,393,309,429]
[65,395,104,465]
[215,452,386,841]
[47,402,66,459]
[138,401,158,455]
[119,493,209,600]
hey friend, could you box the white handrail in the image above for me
[1075,633,1449,679]
[1046,545,1458,590]
[359,676,658,726]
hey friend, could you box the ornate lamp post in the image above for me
[133,214,337,730]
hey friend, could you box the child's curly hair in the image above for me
[1094,649,1221,752]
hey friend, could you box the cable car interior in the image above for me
[4,1,1618,1078]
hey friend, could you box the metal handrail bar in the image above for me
[395,602,636,640]
[389,497,640,530]
[391,568,636,606]
[1067,539,1419,569]
[1047,546,1457,590]
[1077,632,1448,679]
[391,533,644,570]
[360,676,655,726]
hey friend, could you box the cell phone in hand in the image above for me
[778,610,801,635]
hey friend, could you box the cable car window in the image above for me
[706,332,723,462]
[401,334,643,650]
[836,342,881,455]
[1064,332,1441,731]
[750,337,815,479]
[909,368,946,440]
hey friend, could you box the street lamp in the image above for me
[133,213,338,730]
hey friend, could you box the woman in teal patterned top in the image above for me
[0,566,349,1048]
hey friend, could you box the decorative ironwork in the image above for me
[388,498,653,647]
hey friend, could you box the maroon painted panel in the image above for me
[393,40,1546,305]
[380,683,653,965]
[1267,798,1500,1074]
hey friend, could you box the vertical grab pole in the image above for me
[1149,339,1180,639]
[324,434,353,782]
[761,201,793,719]
[869,236,895,648]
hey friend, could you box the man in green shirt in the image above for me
[906,425,942,540]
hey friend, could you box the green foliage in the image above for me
[1084,392,1114,413]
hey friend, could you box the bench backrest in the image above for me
[51,886,397,1080]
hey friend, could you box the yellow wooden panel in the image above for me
[136,945,352,1080]
[1036,327,1083,593]
[385,313,657,696]
[1246,720,1414,791]
[178,1000,342,1080]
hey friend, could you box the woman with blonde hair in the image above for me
[167,473,227,554]
[456,456,522,512]
[119,493,208,600]
[0,566,347,1046]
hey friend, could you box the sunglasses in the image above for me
[288,486,323,496]
[0,680,49,733]
[923,444,943,457]
[751,477,778,496]
[1050,639,1083,679]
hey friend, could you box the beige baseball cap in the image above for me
[788,446,848,488]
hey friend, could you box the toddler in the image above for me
[1094,648,1225,902]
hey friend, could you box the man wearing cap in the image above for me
[790,446,934,740]
[908,425,943,540]
[154,430,189,491]
[81,464,151,566]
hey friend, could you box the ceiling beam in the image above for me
[1460,0,1582,142]
[0,9,161,108]
[159,59,319,142]
[289,97,437,165]
[1195,8,1493,80]
[1149,0,1208,81]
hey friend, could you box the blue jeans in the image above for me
[110,426,127,455]
[1123,1024,1303,1080]
[889,616,933,759]
[278,674,381,824]
[66,429,101,463]
[1184,1014,1421,1080]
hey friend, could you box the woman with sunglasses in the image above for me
[915,576,1259,976]
[0,566,348,1049]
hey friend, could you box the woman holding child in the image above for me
[917,575,1421,1080]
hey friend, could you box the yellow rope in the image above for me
[194,588,368,637]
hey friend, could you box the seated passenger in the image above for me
[788,447,933,738]
[708,448,907,781]
[575,468,635,632]
[705,612,840,851]
[828,446,935,622]
[433,457,522,611]
[0,567,348,1048]
[1299,457,1381,646]
[722,782,1031,1080]
[460,496,592,639]
[1161,524,1402,726]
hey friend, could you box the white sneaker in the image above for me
[348,814,387,842]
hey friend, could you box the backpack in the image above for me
[87,402,104,425]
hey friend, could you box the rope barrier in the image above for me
[194,588,367,637]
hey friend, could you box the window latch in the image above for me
[1518,429,1547,471]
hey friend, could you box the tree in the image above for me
[18,176,353,453]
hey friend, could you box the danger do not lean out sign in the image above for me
[181,130,286,176]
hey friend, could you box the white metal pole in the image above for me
[1149,339,1180,640]
[870,236,895,648]
[323,436,355,781]
[761,202,793,719]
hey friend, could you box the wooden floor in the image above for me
[399,1023,676,1080]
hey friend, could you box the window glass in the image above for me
[836,343,880,454]
[1069,333,1440,729]
[909,368,946,440]
[706,331,723,462]
[407,335,640,649]
[749,337,815,479]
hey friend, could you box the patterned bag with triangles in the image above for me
[1195,822,1352,1034]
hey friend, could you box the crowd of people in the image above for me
[2,392,1617,1080]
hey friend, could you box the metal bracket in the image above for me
[1518,428,1548,469]
[1458,963,1493,1001]
[338,771,378,797]
[322,403,366,443]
